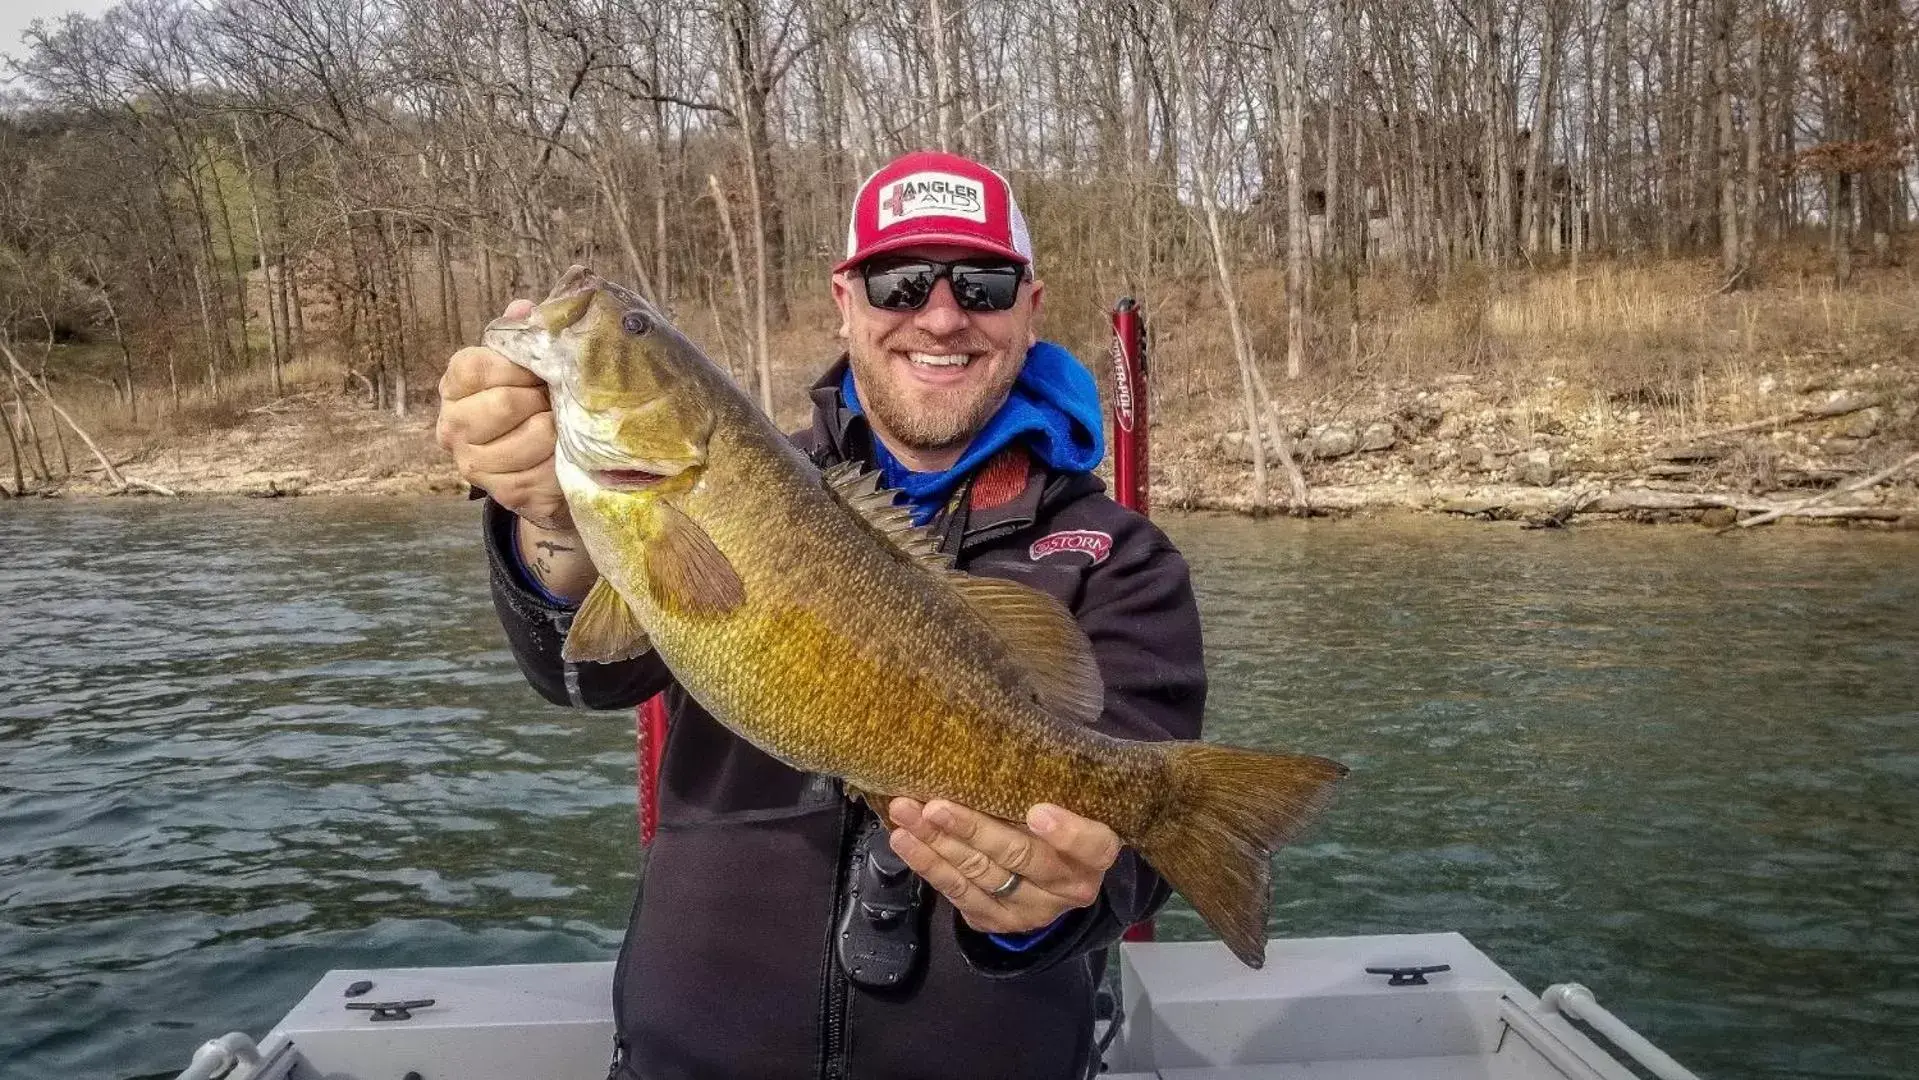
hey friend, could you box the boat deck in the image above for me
[180,933,1672,1079]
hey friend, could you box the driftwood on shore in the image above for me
[1688,393,1883,442]
[1721,451,1919,532]
[1429,480,1912,527]
[1589,486,1905,522]
[1521,487,1602,529]
[2,339,179,498]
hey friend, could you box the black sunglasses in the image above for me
[859,257,1027,313]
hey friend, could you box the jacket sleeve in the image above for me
[954,512,1207,977]
[483,497,673,710]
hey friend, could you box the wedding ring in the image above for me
[987,870,1022,899]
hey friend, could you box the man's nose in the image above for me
[911,279,970,337]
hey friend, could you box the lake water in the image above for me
[1,500,1914,1079]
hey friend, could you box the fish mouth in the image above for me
[591,468,669,490]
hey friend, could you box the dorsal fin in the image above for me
[948,575,1106,726]
[821,461,950,568]
[820,461,1104,725]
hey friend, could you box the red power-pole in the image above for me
[1109,297,1156,943]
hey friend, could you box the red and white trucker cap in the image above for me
[836,150,1034,273]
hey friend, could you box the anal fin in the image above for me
[563,579,653,663]
[845,780,899,830]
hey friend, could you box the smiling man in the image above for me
[436,150,1207,1079]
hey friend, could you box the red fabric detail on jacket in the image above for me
[970,447,1030,510]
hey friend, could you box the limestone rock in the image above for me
[1312,425,1359,459]
[1816,389,1878,416]
[1843,408,1881,439]
[1652,443,1730,463]
[1217,430,1263,464]
[1699,507,1738,528]
[1360,422,1396,452]
[1401,398,1445,433]
[1518,449,1558,487]
[1459,445,1500,472]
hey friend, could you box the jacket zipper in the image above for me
[817,797,857,1080]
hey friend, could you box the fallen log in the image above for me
[1724,451,1919,532]
[119,477,181,497]
[1508,486,1910,524]
[1522,487,1602,530]
[1589,488,1768,513]
[1689,393,1883,441]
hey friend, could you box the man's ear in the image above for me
[1025,278,1046,346]
[830,273,855,338]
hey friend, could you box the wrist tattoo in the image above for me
[534,540,575,555]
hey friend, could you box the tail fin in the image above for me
[1136,744,1348,969]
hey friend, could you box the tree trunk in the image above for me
[0,396,24,495]
[930,0,954,151]
[1739,2,1763,283]
[1714,0,1743,284]
[724,9,776,412]
[1833,172,1855,285]
[234,119,285,394]
[1526,5,1561,256]
[1324,0,1346,272]
[206,139,255,372]
[89,255,139,422]
[192,261,220,394]
[270,154,302,364]
[1283,39,1308,380]
[709,174,758,394]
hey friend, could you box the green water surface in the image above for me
[0,500,1913,1078]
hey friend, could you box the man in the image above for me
[436,150,1206,1079]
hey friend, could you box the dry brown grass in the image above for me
[8,241,1912,498]
[1135,248,1917,440]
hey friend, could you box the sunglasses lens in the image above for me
[952,266,1021,311]
[864,265,934,311]
[861,260,1022,312]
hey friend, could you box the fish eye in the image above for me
[621,310,652,336]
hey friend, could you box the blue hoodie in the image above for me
[841,340,1105,524]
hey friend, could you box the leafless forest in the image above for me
[0,0,1914,494]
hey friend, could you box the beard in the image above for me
[846,335,1023,453]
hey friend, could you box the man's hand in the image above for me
[887,797,1121,936]
[436,299,568,528]
[436,300,598,602]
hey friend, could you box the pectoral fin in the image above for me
[949,574,1105,726]
[563,579,653,663]
[644,502,746,616]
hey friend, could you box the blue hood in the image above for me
[841,340,1105,523]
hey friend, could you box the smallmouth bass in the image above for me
[483,266,1347,968]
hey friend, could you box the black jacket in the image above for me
[483,362,1206,1079]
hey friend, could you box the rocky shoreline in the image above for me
[9,372,1915,530]
[1185,364,1917,528]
